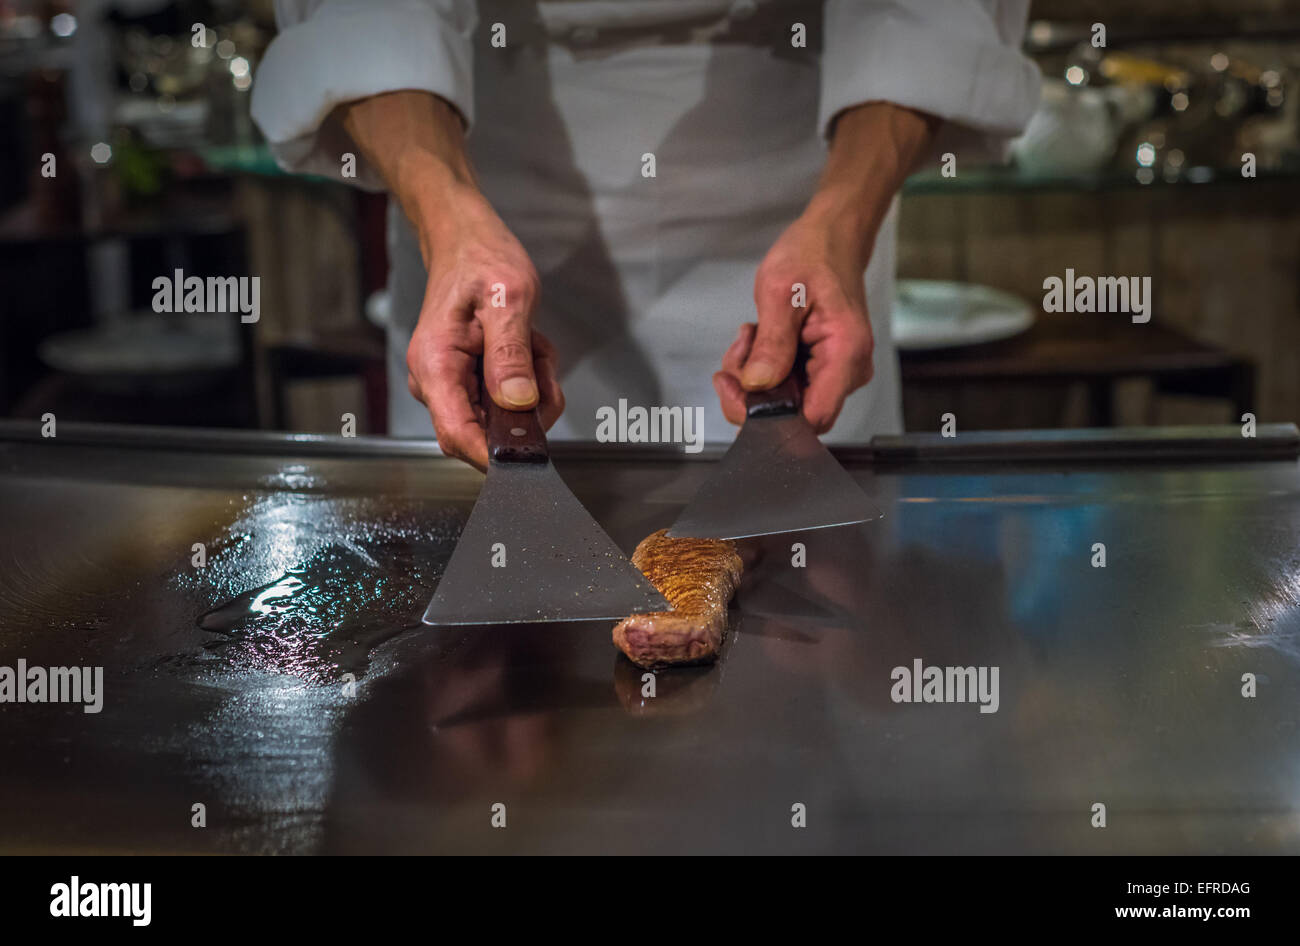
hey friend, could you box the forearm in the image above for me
[804,102,940,269]
[337,90,479,263]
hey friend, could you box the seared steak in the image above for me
[612,529,742,669]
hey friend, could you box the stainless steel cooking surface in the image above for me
[1,422,1299,854]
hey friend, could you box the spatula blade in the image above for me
[667,413,881,540]
[423,461,670,625]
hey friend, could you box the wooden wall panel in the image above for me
[897,179,1300,428]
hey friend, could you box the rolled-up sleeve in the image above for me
[819,0,1041,161]
[251,0,477,190]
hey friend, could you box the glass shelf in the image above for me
[904,161,1300,195]
[195,143,1300,196]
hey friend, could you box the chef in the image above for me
[252,0,1040,469]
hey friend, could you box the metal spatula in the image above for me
[667,365,881,540]
[423,384,670,626]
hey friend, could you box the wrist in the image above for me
[801,186,884,270]
[338,91,481,263]
[805,102,938,267]
[396,154,484,264]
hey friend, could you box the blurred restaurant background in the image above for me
[1,0,1298,435]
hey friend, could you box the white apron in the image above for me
[386,36,901,443]
[252,0,1041,444]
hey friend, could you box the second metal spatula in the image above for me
[423,386,669,626]
[668,367,881,540]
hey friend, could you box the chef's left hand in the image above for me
[713,102,940,435]
[714,209,875,434]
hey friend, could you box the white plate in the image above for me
[38,312,240,394]
[892,279,1035,351]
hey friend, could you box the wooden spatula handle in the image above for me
[744,346,808,419]
[482,376,549,464]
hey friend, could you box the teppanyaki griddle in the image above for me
[0,421,1298,854]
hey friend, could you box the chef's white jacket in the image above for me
[252,0,1039,442]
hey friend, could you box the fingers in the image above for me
[801,354,854,435]
[721,322,756,375]
[801,312,874,434]
[530,330,566,431]
[742,279,801,390]
[409,346,490,471]
[713,371,748,426]
[408,323,567,471]
[479,281,540,411]
[714,323,756,425]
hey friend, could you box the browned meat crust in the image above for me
[612,529,743,669]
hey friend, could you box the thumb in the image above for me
[480,312,538,410]
[742,285,800,391]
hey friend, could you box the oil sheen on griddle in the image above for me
[190,493,460,684]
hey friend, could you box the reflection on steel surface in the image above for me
[0,430,1299,853]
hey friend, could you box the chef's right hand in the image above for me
[337,91,564,472]
[405,187,565,472]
